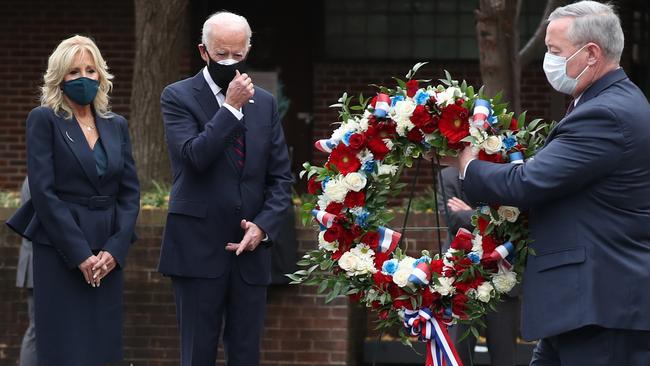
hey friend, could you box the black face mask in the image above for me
[206,54,247,91]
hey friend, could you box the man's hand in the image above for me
[225,219,265,255]
[78,255,99,287]
[447,197,473,212]
[458,145,478,177]
[224,70,255,109]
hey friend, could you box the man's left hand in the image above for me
[226,220,265,255]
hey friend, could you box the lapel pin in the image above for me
[248,99,255,104]
[65,131,74,142]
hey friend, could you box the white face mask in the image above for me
[543,44,590,95]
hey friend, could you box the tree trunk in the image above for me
[130,0,188,190]
[475,0,522,114]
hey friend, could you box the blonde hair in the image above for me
[40,35,113,119]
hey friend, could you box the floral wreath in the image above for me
[289,63,553,365]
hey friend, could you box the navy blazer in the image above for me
[7,106,140,269]
[158,71,293,285]
[463,69,650,340]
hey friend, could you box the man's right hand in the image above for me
[224,70,254,109]
[447,196,473,212]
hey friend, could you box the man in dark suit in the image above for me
[458,2,650,365]
[158,11,293,366]
[437,166,520,366]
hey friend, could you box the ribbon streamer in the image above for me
[403,308,463,366]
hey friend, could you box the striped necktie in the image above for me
[233,133,246,171]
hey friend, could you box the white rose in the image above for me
[498,206,520,223]
[323,177,348,203]
[399,256,417,269]
[476,282,494,303]
[392,268,412,287]
[318,232,338,252]
[390,99,417,122]
[338,251,358,274]
[343,172,367,192]
[493,269,517,293]
[433,276,456,296]
[377,164,398,176]
[482,135,503,155]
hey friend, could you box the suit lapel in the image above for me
[95,115,120,185]
[53,114,100,190]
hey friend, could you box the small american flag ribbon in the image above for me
[403,308,463,366]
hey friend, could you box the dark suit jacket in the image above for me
[7,106,140,268]
[158,71,293,285]
[463,69,650,340]
[436,166,473,252]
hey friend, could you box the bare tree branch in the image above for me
[519,0,566,66]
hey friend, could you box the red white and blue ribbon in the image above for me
[374,93,391,118]
[471,99,492,129]
[377,226,401,254]
[488,240,514,270]
[314,138,338,153]
[408,261,432,286]
[311,209,337,229]
[403,308,463,366]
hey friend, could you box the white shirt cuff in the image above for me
[459,158,476,180]
[262,234,269,242]
[223,103,244,120]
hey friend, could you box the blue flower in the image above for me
[414,90,430,105]
[362,160,376,174]
[391,95,405,106]
[414,256,431,267]
[382,259,399,275]
[503,135,517,150]
[322,176,330,189]
[354,209,370,228]
[488,115,498,126]
[467,252,481,264]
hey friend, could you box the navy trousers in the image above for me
[171,260,267,366]
[530,325,650,366]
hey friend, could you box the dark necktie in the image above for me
[234,133,246,170]
[565,99,576,116]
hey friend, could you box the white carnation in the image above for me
[323,177,348,203]
[469,126,487,144]
[399,256,417,269]
[471,235,484,258]
[476,282,494,303]
[377,164,399,176]
[482,135,503,155]
[384,138,394,150]
[392,268,412,287]
[493,269,517,293]
[435,87,462,107]
[343,172,367,192]
[358,149,374,164]
[358,117,370,132]
[433,276,456,296]
[395,118,415,137]
[318,231,338,252]
[498,206,520,223]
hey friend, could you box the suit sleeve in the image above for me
[161,86,246,172]
[463,105,625,207]
[26,108,93,268]
[103,117,140,267]
[252,98,294,244]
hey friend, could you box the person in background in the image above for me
[437,165,520,366]
[6,35,140,365]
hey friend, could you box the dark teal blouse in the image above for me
[92,138,108,177]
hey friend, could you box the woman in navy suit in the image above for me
[7,35,139,365]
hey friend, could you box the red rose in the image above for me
[410,105,432,128]
[350,224,363,239]
[367,138,390,160]
[406,80,419,97]
[325,202,344,215]
[307,177,322,195]
[389,286,414,310]
[452,293,469,319]
[348,291,364,303]
[338,228,355,247]
[430,259,444,274]
[406,128,423,143]
[450,229,473,252]
[378,310,389,320]
[420,115,439,134]
[367,123,397,140]
[324,223,343,242]
[439,104,470,144]
[478,149,504,163]
[421,288,440,308]
[348,133,366,150]
[509,117,519,131]
[332,250,343,261]
[481,234,498,255]
[477,216,490,234]
[372,270,392,288]
[327,144,361,174]
[361,231,380,250]
[344,190,366,208]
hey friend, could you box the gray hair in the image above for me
[201,11,252,48]
[548,1,624,63]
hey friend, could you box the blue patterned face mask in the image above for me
[62,77,99,106]
[543,44,590,95]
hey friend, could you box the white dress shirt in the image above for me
[202,67,244,120]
